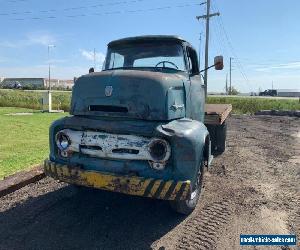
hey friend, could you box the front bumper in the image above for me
[44,160,191,201]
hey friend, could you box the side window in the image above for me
[187,47,199,75]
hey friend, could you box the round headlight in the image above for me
[56,132,71,151]
[149,139,170,162]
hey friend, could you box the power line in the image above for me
[211,18,230,59]
[218,17,250,84]
[196,0,220,98]
[8,0,30,3]
[200,3,230,68]
[2,0,29,3]
[4,2,204,21]
[210,23,222,56]
[0,0,158,16]
[197,14,206,69]
[211,1,251,89]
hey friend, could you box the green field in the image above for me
[0,107,66,180]
[207,96,300,114]
[0,89,299,114]
[0,89,71,111]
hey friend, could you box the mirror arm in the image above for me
[199,63,218,73]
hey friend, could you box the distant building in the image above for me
[44,79,74,89]
[1,77,74,90]
[0,77,4,83]
[277,89,300,97]
[1,78,45,89]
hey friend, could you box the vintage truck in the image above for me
[44,35,231,214]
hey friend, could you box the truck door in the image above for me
[186,46,205,123]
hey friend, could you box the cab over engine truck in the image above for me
[44,36,232,214]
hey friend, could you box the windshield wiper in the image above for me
[106,67,134,70]
[105,66,184,72]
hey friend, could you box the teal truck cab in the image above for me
[44,35,231,214]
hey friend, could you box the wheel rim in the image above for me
[189,164,203,202]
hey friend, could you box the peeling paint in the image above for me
[57,129,171,164]
[44,160,191,201]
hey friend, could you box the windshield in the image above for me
[104,42,186,71]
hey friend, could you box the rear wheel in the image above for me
[169,162,204,215]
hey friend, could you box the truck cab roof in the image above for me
[108,35,193,48]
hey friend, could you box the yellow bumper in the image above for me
[44,160,191,201]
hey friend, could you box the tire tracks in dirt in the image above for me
[157,116,300,250]
[1,115,299,250]
[176,200,233,250]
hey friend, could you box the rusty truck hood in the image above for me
[70,69,187,121]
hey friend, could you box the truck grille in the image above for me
[89,105,128,113]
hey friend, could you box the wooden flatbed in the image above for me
[204,104,232,125]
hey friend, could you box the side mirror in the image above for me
[89,67,95,74]
[214,56,224,70]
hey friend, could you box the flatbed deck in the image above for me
[204,104,232,125]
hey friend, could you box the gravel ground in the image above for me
[0,115,299,250]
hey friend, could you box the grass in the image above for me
[207,96,300,114]
[0,107,66,180]
[1,89,299,114]
[1,89,300,114]
[0,89,71,111]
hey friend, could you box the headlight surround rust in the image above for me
[148,138,171,162]
[54,129,171,169]
[56,131,71,151]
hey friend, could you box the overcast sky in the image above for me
[0,0,299,92]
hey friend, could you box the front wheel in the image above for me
[169,163,204,215]
[70,184,91,194]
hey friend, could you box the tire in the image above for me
[70,184,90,194]
[169,162,204,215]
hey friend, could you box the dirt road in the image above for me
[0,115,299,250]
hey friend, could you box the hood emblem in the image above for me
[171,100,184,111]
[105,86,113,97]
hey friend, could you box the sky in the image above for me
[0,0,299,93]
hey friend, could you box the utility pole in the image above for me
[225,73,228,95]
[48,46,50,91]
[48,44,56,92]
[93,48,96,70]
[198,33,202,71]
[196,0,220,98]
[229,57,233,95]
[47,44,55,112]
